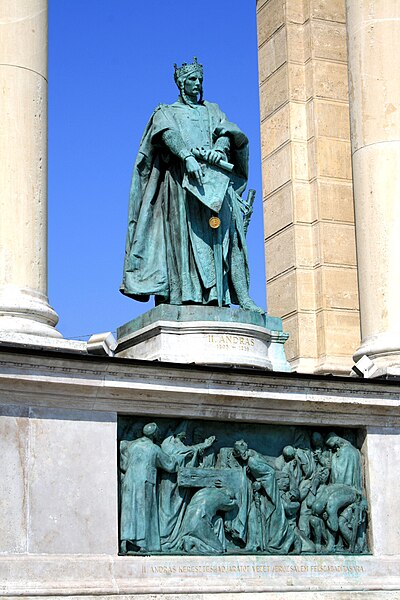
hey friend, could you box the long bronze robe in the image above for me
[120,437,175,551]
[120,100,250,306]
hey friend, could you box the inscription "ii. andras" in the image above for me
[206,334,255,352]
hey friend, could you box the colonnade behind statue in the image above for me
[258,0,400,377]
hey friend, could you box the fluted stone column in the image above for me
[347,0,400,369]
[0,0,60,338]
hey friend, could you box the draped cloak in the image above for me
[158,435,202,549]
[120,100,251,306]
[120,437,176,551]
[247,452,295,553]
[329,442,363,492]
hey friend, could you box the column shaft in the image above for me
[0,0,59,337]
[257,0,359,375]
[347,0,400,366]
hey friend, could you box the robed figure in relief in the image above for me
[120,58,263,313]
[119,423,176,553]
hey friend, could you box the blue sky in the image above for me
[48,1,265,339]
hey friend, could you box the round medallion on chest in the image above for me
[209,216,221,229]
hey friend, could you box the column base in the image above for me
[0,286,61,340]
[289,355,355,376]
[353,331,400,371]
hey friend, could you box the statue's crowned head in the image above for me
[174,57,203,104]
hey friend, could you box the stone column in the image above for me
[0,0,60,338]
[347,1,400,369]
[257,0,360,375]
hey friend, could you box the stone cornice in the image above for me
[0,347,398,427]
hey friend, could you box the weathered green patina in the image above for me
[117,304,283,340]
[119,418,369,555]
[120,58,263,313]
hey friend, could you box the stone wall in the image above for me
[257,0,360,375]
[0,347,399,598]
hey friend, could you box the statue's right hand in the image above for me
[185,156,202,186]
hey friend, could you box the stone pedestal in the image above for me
[0,0,60,340]
[346,0,400,371]
[116,305,290,371]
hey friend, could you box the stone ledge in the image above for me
[0,555,398,597]
[0,350,399,427]
[0,334,86,354]
[117,305,282,337]
[8,593,398,599]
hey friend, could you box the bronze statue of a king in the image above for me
[120,58,263,314]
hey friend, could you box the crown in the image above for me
[174,57,203,85]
